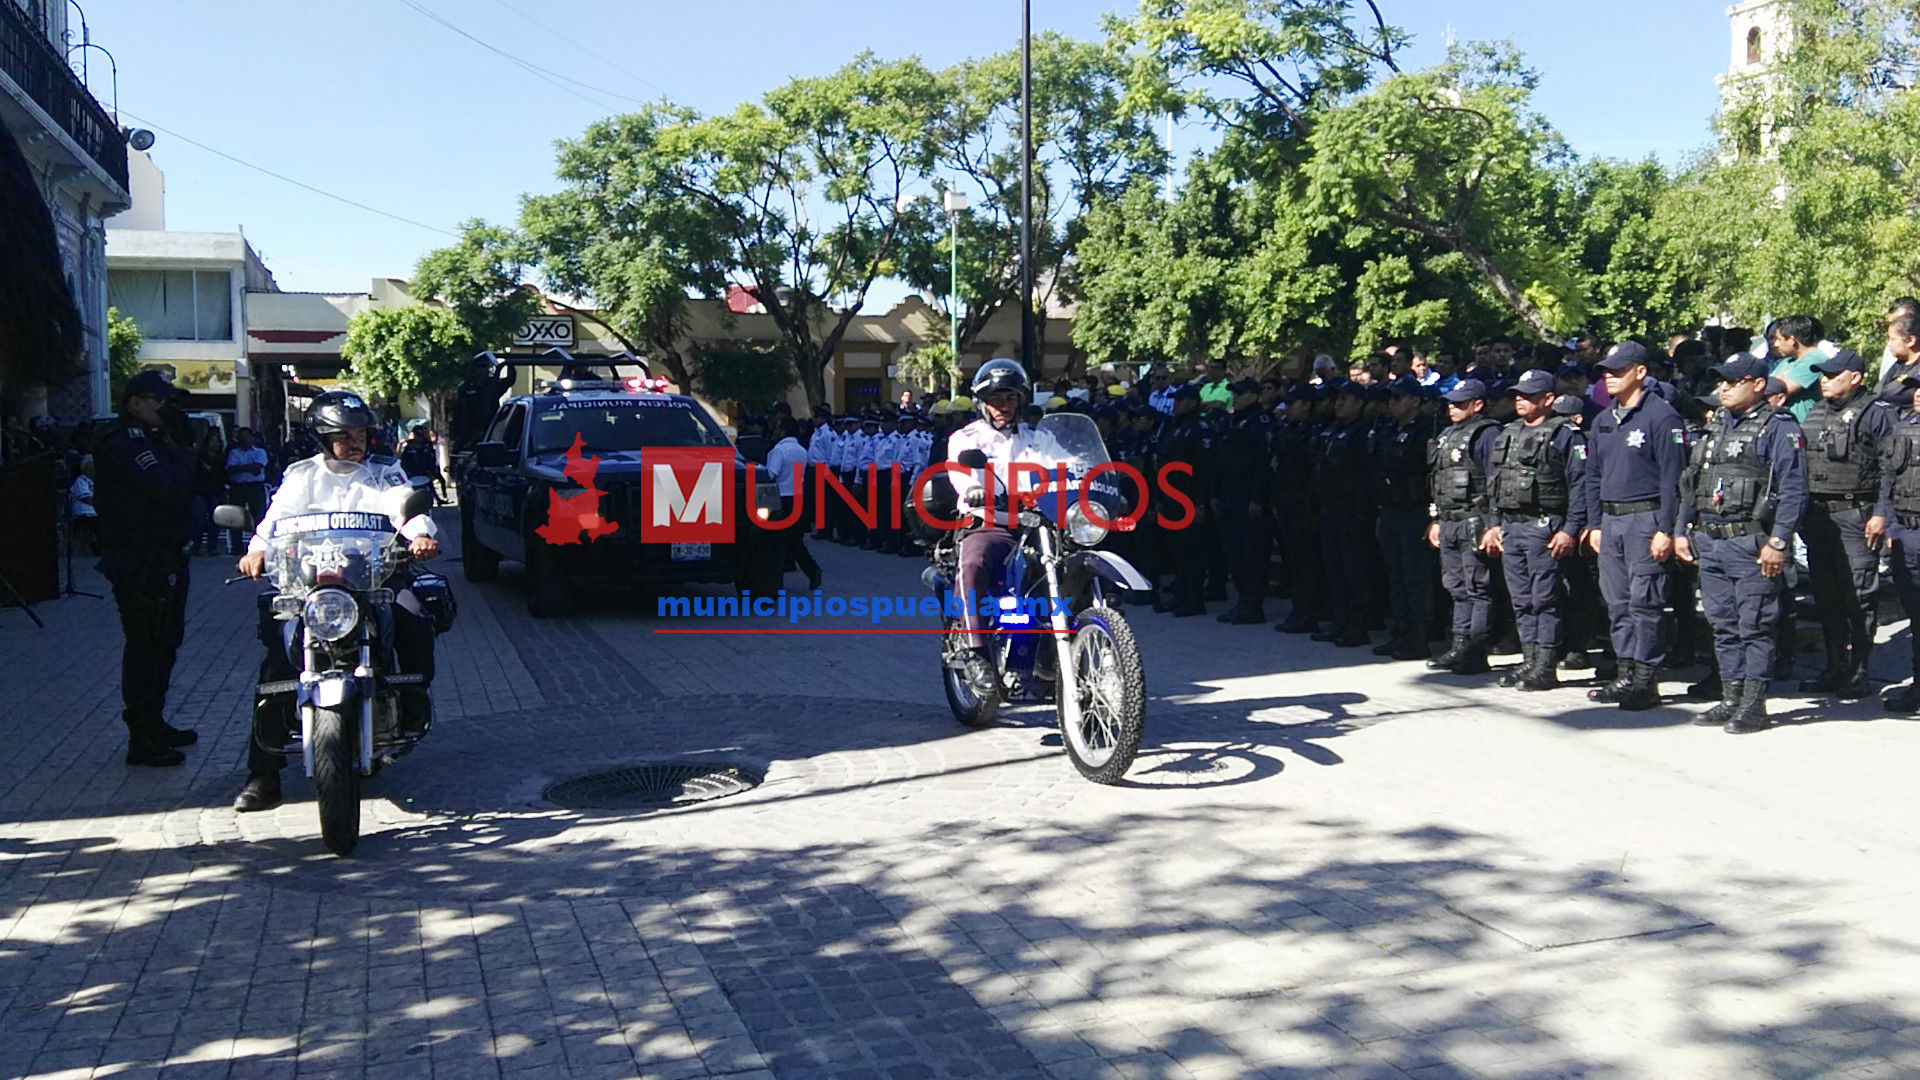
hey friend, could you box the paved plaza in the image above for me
[6,516,1920,1079]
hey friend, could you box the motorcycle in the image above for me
[922,413,1151,784]
[214,482,451,855]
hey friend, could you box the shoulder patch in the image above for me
[1671,429,1686,444]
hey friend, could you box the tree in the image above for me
[106,307,143,403]
[409,219,542,351]
[339,306,473,431]
[896,339,960,395]
[691,346,797,412]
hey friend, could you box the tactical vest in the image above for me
[1490,417,1572,515]
[1271,420,1314,493]
[1428,418,1499,512]
[1888,419,1920,515]
[1802,394,1877,497]
[1686,407,1779,523]
[1373,421,1430,507]
[1312,423,1369,502]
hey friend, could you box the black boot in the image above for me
[1518,647,1561,692]
[1685,671,1722,700]
[1838,642,1872,699]
[125,734,185,768]
[1797,642,1851,695]
[1885,683,1920,713]
[1428,634,1471,671]
[1449,636,1491,675]
[1725,678,1770,734]
[232,770,283,812]
[1588,664,1634,703]
[154,721,198,747]
[1593,652,1619,683]
[1390,632,1431,661]
[1498,645,1537,688]
[1694,678,1741,726]
[1617,660,1662,711]
[1275,611,1317,634]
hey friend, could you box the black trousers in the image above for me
[1319,503,1375,636]
[1168,513,1215,610]
[1219,502,1269,613]
[101,548,190,739]
[780,496,821,579]
[1274,495,1325,621]
[957,526,1015,647]
[1801,501,1879,666]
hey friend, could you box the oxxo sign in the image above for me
[512,315,575,348]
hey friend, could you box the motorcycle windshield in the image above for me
[262,517,398,596]
[1032,414,1126,523]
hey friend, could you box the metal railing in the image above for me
[0,0,126,190]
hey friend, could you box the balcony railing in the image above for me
[0,0,127,191]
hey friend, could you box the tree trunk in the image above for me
[1455,246,1560,344]
[795,357,827,411]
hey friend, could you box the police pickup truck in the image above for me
[457,362,783,617]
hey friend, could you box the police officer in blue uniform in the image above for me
[1585,342,1686,710]
[1155,384,1215,616]
[1796,348,1893,697]
[1313,382,1376,646]
[1371,377,1437,659]
[93,371,203,766]
[1426,379,1501,673]
[1272,385,1327,634]
[1675,355,1808,733]
[1215,378,1275,623]
[1872,373,1920,711]
[1486,369,1589,691]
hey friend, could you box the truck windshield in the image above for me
[528,401,730,454]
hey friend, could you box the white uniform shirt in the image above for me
[249,454,438,555]
[942,418,1071,519]
[765,436,808,497]
[853,429,883,474]
[836,430,864,472]
[806,426,838,466]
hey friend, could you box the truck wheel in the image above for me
[525,538,573,618]
[462,508,500,583]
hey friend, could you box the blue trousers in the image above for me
[1319,503,1375,636]
[1887,521,1920,679]
[1599,510,1670,663]
[1438,519,1494,636]
[1694,531,1782,680]
[1376,506,1433,638]
[1501,518,1567,647]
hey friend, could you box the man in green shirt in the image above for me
[1198,358,1234,410]
[1768,315,1829,423]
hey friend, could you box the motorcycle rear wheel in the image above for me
[941,618,1000,728]
[311,705,361,856]
[1056,605,1145,784]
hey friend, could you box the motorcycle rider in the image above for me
[231,391,441,812]
[946,359,1071,693]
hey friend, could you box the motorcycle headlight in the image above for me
[1065,501,1109,547]
[302,588,360,642]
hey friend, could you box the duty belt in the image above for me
[1691,519,1765,540]
[1434,508,1479,523]
[1900,512,1920,530]
[1602,499,1659,516]
[1501,513,1555,526]
[1811,493,1875,510]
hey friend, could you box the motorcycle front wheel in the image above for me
[941,618,1000,728]
[310,705,361,856]
[1056,605,1145,784]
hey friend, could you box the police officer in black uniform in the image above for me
[1272,385,1326,633]
[1585,342,1686,710]
[1675,355,1808,733]
[1796,348,1892,697]
[1426,379,1501,673]
[1486,369,1589,690]
[1313,382,1376,646]
[1371,377,1436,659]
[93,371,203,766]
[1215,378,1275,623]
[1872,373,1920,710]
[1155,384,1214,616]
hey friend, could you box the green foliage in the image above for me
[340,305,473,405]
[897,339,960,394]
[691,346,797,411]
[409,220,541,350]
[105,306,143,402]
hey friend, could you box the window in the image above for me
[1746,27,1762,66]
[528,402,730,454]
[106,269,233,341]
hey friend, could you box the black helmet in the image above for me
[970,357,1028,399]
[308,391,377,456]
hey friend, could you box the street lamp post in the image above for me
[1019,0,1036,379]
[943,187,967,398]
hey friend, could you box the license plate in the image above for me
[669,543,710,562]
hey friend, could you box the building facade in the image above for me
[0,0,131,420]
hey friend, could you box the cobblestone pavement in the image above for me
[7,514,1920,1079]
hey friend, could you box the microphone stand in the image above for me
[60,498,103,600]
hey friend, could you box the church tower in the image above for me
[1717,0,1790,155]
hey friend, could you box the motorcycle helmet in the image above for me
[969,358,1029,430]
[307,391,378,460]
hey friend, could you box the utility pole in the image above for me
[1019,0,1036,379]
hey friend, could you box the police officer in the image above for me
[1675,355,1808,733]
[1271,385,1326,634]
[1313,382,1376,646]
[1484,369,1588,690]
[1155,384,1214,616]
[1796,348,1892,697]
[1426,379,1501,673]
[1585,342,1686,710]
[1214,378,1274,623]
[1872,374,1920,711]
[1371,377,1436,659]
[806,410,839,540]
[93,371,202,766]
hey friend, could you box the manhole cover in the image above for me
[544,762,761,810]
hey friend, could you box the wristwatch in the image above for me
[1766,535,1789,551]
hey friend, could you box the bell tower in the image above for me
[1716,0,1790,155]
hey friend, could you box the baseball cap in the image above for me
[1813,348,1865,375]
[124,370,184,401]
[1228,377,1262,395]
[1385,376,1424,397]
[1443,379,1488,403]
[1596,341,1653,371]
[1711,355,1771,382]
[1509,369,1556,396]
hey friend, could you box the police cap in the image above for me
[1509,368,1556,396]
[1228,377,1262,396]
[1385,376,1424,397]
[1813,348,1865,375]
[1442,379,1488,403]
[1710,354,1770,382]
[124,370,185,402]
[1597,341,1653,371]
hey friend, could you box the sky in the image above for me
[86,0,1732,300]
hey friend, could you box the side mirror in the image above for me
[472,441,514,468]
[211,504,253,531]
